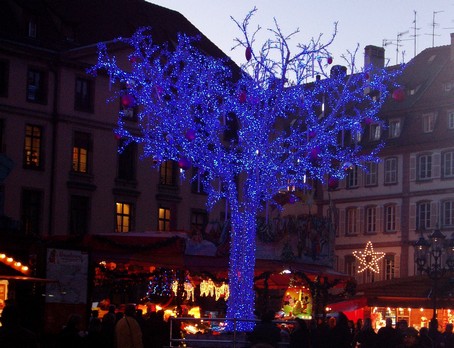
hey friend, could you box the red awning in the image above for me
[329,297,368,312]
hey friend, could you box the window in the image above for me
[384,157,398,184]
[346,207,357,235]
[443,151,454,178]
[191,210,207,234]
[448,111,454,129]
[422,113,435,133]
[21,189,42,236]
[364,162,378,186]
[384,204,397,232]
[120,81,137,120]
[0,60,8,97]
[351,130,362,144]
[369,124,381,141]
[26,68,47,103]
[70,195,90,236]
[24,125,42,169]
[115,202,133,233]
[388,119,401,138]
[191,168,207,194]
[28,19,37,38]
[365,206,377,234]
[384,254,395,280]
[158,207,171,232]
[75,77,94,112]
[443,200,454,227]
[117,141,136,181]
[345,255,356,276]
[418,154,432,180]
[159,161,176,186]
[346,166,358,188]
[417,201,431,230]
[72,132,90,173]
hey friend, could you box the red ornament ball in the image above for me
[364,117,373,125]
[309,147,320,161]
[327,56,333,64]
[392,88,406,102]
[328,177,339,190]
[239,91,247,103]
[114,133,121,140]
[245,46,252,61]
[121,94,135,108]
[364,72,370,80]
[178,157,191,170]
[185,129,196,141]
[308,130,316,139]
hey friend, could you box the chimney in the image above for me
[451,33,454,61]
[364,45,385,68]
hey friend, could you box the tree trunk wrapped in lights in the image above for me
[90,8,401,331]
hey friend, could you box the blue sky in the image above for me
[149,1,454,68]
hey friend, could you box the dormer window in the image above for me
[422,113,435,133]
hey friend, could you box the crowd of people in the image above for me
[0,302,170,348]
[249,311,454,348]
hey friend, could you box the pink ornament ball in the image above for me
[327,56,333,64]
[121,94,135,108]
[178,157,191,170]
[308,130,316,139]
[245,46,252,61]
[185,129,196,141]
[392,88,405,102]
[309,147,320,161]
[328,177,339,190]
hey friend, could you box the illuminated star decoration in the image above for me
[353,241,385,273]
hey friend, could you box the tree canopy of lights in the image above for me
[90,8,401,331]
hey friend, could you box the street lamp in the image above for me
[414,227,454,320]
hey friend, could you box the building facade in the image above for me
[320,33,454,285]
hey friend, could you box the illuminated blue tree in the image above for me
[91,9,400,330]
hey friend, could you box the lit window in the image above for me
[72,132,90,173]
[384,157,397,184]
[384,205,397,232]
[116,202,132,233]
[388,119,401,138]
[422,113,435,133]
[24,124,42,169]
[418,154,432,180]
[443,151,454,178]
[158,207,171,231]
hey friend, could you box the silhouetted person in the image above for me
[86,314,103,348]
[290,318,311,348]
[354,317,378,348]
[101,305,116,348]
[397,327,424,348]
[0,304,39,348]
[329,312,352,348]
[377,318,399,348]
[443,323,454,348]
[418,327,433,348]
[115,304,143,348]
[248,310,281,348]
[56,314,85,348]
[428,318,444,348]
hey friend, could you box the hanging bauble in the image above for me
[309,147,320,161]
[114,133,121,140]
[364,117,373,125]
[239,90,247,103]
[121,94,135,108]
[129,55,139,63]
[245,46,252,61]
[364,72,370,80]
[327,56,333,64]
[185,129,196,141]
[392,88,405,102]
[308,130,316,139]
[328,177,339,190]
[178,157,191,170]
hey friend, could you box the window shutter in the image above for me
[410,155,416,181]
[409,204,416,230]
[433,153,441,178]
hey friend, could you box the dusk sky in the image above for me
[149,1,454,69]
